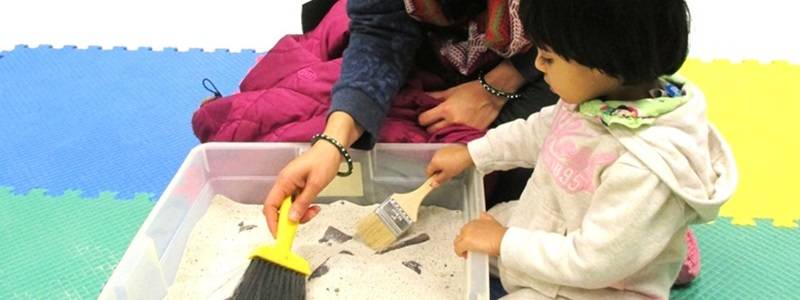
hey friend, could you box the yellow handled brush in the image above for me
[356,177,436,251]
[231,196,310,300]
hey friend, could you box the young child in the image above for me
[426,0,738,299]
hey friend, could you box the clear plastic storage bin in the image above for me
[99,142,488,300]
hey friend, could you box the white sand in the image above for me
[166,195,466,299]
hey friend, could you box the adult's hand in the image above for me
[418,60,526,133]
[418,81,505,132]
[262,142,340,237]
[262,112,363,237]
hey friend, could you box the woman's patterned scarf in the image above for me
[404,0,531,75]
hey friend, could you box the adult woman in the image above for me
[262,0,557,234]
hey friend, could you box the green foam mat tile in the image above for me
[0,187,155,299]
[672,218,800,299]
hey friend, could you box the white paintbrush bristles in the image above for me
[356,213,398,251]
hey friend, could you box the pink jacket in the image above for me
[192,0,484,145]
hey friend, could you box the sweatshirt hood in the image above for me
[583,75,738,222]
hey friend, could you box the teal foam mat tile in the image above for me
[671,218,800,299]
[0,187,156,299]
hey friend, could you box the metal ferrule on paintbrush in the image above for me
[374,197,414,237]
[356,177,436,251]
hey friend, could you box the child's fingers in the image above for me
[425,160,439,177]
[431,171,450,188]
[426,158,449,187]
[453,234,467,258]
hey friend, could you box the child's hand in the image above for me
[454,212,507,258]
[426,145,474,187]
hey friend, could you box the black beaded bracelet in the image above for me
[311,133,354,177]
[478,72,522,100]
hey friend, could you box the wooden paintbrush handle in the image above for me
[411,177,436,198]
[395,177,439,222]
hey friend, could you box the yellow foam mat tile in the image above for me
[679,59,800,227]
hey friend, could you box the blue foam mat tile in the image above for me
[0,45,260,198]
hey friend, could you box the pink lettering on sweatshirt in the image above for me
[541,105,618,193]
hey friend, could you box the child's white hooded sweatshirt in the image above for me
[468,76,738,299]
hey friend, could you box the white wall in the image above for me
[1,0,799,63]
[0,0,305,52]
[686,0,800,63]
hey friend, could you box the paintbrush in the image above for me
[230,196,310,300]
[356,177,436,251]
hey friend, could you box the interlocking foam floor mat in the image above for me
[671,219,800,299]
[0,45,258,299]
[0,187,155,299]
[0,45,258,199]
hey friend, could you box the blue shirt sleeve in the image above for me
[329,0,423,149]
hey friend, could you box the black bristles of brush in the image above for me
[230,258,306,300]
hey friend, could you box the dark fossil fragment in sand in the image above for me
[309,257,332,280]
[377,233,430,254]
[402,260,422,275]
[237,221,257,232]
[318,226,353,244]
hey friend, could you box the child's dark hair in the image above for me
[520,0,690,85]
